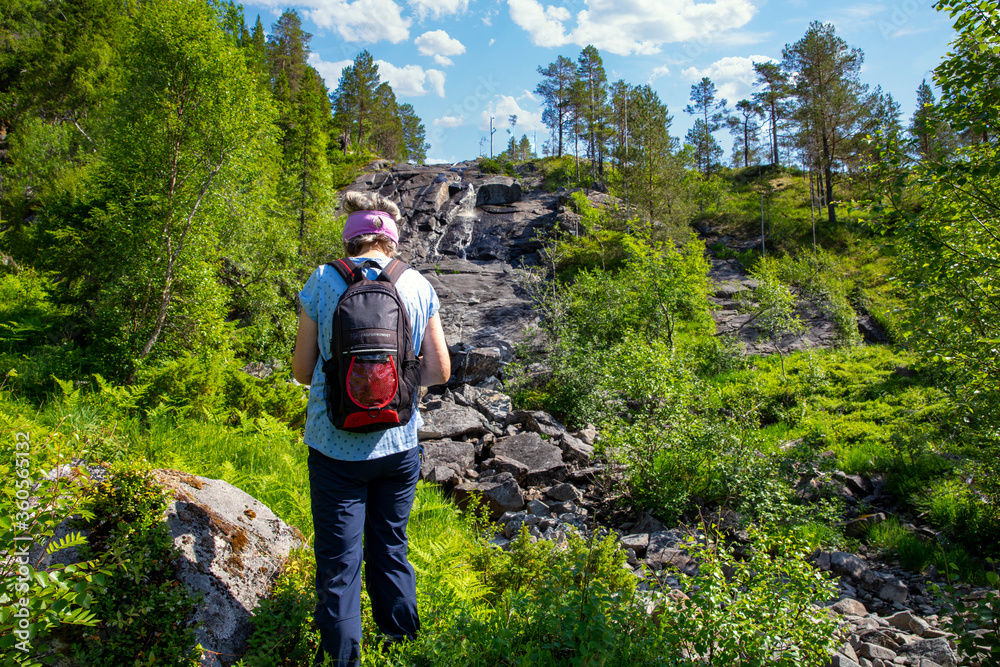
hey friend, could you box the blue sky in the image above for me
[241,0,958,164]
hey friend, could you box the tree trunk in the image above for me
[822,130,836,224]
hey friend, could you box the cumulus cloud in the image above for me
[648,65,671,83]
[256,0,411,43]
[506,0,758,55]
[433,115,465,127]
[682,55,777,101]
[377,60,446,97]
[478,95,545,132]
[408,0,469,20]
[307,53,352,89]
[414,30,466,67]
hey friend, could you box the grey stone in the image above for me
[454,472,525,518]
[491,432,566,487]
[489,455,530,484]
[845,513,887,538]
[559,432,594,464]
[816,550,832,571]
[546,482,582,502]
[574,425,598,446]
[153,470,305,667]
[896,639,957,667]
[878,580,909,605]
[506,410,567,438]
[830,655,862,667]
[832,551,869,579]
[475,389,513,423]
[645,531,697,575]
[419,440,476,485]
[457,347,503,385]
[526,499,551,516]
[419,405,489,440]
[621,533,650,558]
[857,643,896,661]
[832,598,868,616]
[631,513,667,534]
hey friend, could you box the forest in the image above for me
[1,0,999,665]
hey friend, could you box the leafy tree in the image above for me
[684,77,727,178]
[79,0,279,374]
[782,21,869,225]
[536,55,576,158]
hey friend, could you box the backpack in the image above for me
[321,258,421,433]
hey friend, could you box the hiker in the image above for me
[291,191,450,666]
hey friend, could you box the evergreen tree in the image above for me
[751,61,792,168]
[399,103,428,164]
[728,99,764,167]
[331,50,380,155]
[576,46,608,179]
[518,134,531,161]
[684,77,727,177]
[782,21,868,225]
[909,80,958,161]
[536,56,575,158]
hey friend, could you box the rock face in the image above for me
[153,470,305,667]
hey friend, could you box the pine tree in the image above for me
[684,77,727,177]
[783,21,869,225]
[576,46,608,180]
[399,103,428,164]
[909,80,958,161]
[536,56,576,158]
[752,61,791,168]
[728,99,764,167]
[331,51,380,155]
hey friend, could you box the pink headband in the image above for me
[343,210,399,245]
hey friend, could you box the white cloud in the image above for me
[478,95,545,133]
[489,38,495,45]
[414,30,466,67]
[307,53,353,90]
[434,115,465,127]
[682,55,777,102]
[506,0,758,56]
[408,0,469,20]
[376,60,446,97]
[648,65,671,83]
[425,156,459,164]
[257,0,411,43]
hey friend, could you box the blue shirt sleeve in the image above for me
[299,267,321,321]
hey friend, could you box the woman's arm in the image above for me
[419,313,451,387]
[291,311,320,385]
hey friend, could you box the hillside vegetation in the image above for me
[3,0,1000,665]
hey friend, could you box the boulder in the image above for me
[475,389,513,423]
[831,551,869,579]
[419,440,476,485]
[418,405,489,440]
[475,178,522,206]
[506,410,568,438]
[456,347,503,385]
[620,534,650,558]
[645,530,697,575]
[832,598,868,617]
[897,638,957,667]
[153,469,305,667]
[490,432,566,487]
[454,472,525,517]
[546,482,582,502]
[559,432,594,464]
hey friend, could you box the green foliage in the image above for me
[477,157,517,177]
[72,464,202,666]
[0,455,111,667]
[933,564,1000,665]
[656,528,840,666]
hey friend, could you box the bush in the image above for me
[655,527,840,667]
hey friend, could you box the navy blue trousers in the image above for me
[308,446,421,666]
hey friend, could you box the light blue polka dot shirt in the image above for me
[299,257,440,461]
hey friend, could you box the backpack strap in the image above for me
[328,257,411,286]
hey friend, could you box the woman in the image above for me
[291,191,450,666]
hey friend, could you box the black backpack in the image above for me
[321,258,421,433]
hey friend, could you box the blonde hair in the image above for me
[341,190,401,257]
